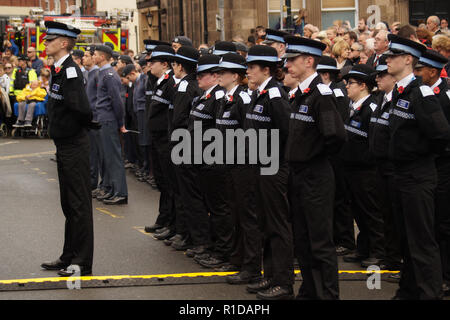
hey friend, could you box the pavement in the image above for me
[0,137,423,300]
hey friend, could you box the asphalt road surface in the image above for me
[0,137,420,300]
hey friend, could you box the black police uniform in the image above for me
[245,74,294,290]
[387,34,450,300]
[46,53,94,269]
[216,85,261,274]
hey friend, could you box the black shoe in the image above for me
[41,259,70,271]
[154,228,175,240]
[226,271,261,285]
[256,285,294,300]
[443,283,450,296]
[57,265,92,276]
[198,256,228,268]
[380,263,402,271]
[103,196,128,205]
[137,175,148,182]
[336,246,354,256]
[214,263,240,272]
[361,257,383,268]
[171,238,192,251]
[24,121,32,128]
[193,253,211,263]
[91,189,101,198]
[144,224,164,233]
[386,273,401,283]
[186,245,208,258]
[13,121,24,128]
[124,163,134,169]
[163,234,182,246]
[96,191,112,201]
[343,253,366,263]
[247,278,272,293]
[154,227,169,234]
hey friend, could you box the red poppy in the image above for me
[303,88,310,94]
[125,93,129,98]
[55,67,61,73]
[433,87,440,94]
[290,94,295,99]
[164,74,169,80]
[228,95,233,102]
[260,89,267,95]
[206,93,211,99]
[398,86,404,94]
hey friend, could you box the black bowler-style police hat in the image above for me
[233,41,248,53]
[212,41,237,56]
[104,42,115,50]
[416,49,448,70]
[71,49,84,58]
[119,55,133,65]
[95,44,113,56]
[196,54,221,74]
[246,45,280,65]
[385,34,426,59]
[316,55,339,74]
[144,39,171,52]
[148,45,175,62]
[283,35,326,58]
[85,45,96,54]
[375,55,389,74]
[121,64,136,77]
[343,64,376,86]
[172,36,193,47]
[172,45,199,65]
[216,52,247,73]
[43,21,81,40]
[262,28,289,45]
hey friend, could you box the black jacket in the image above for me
[47,55,92,140]
[339,94,378,167]
[286,75,347,163]
[369,92,392,160]
[244,77,291,164]
[433,78,450,157]
[330,81,350,123]
[389,78,450,162]
[148,71,175,133]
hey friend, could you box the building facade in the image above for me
[136,0,449,49]
[0,0,97,17]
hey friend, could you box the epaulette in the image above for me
[317,83,333,95]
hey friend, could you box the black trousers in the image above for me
[393,156,443,299]
[175,164,210,246]
[331,158,356,250]
[151,131,175,227]
[54,131,94,268]
[376,160,402,269]
[257,162,294,287]
[229,165,262,272]
[342,166,384,259]
[436,156,450,285]
[289,157,339,300]
[198,165,234,259]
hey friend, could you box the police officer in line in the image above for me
[40,21,95,276]
[186,54,234,269]
[144,45,178,237]
[243,45,294,300]
[283,69,300,103]
[170,46,205,251]
[92,44,128,205]
[414,49,450,295]
[71,49,88,84]
[385,34,450,300]
[284,36,346,300]
[340,64,385,268]
[213,53,262,276]
[315,56,354,257]
[83,45,105,195]
[117,54,133,70]
[171,36,193,52]
[369,55,403,278]
[262,28,289,59]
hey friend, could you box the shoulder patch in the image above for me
[66,67,77,79]
[369,102,378,112]
[446,90,450,101]
[333,88,344,97]
[215,90,225,100]
[268,87,281,99]
[419,85,434,97]
[239,91,251,104]
[317,83,333,95]
[178,80,188,92]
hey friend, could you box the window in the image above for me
[268,0,304,30]
[54,0,61,14]
[321,0,358,30]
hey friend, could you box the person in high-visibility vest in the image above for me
[9,55,37,102]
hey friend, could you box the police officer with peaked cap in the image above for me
[40,21,95,276]
[284,35,347,300]
[414,49,450,295]
[262,28,290,59]
[172,36,193,52]
[385,34,450,300]
[212,41,237,56]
